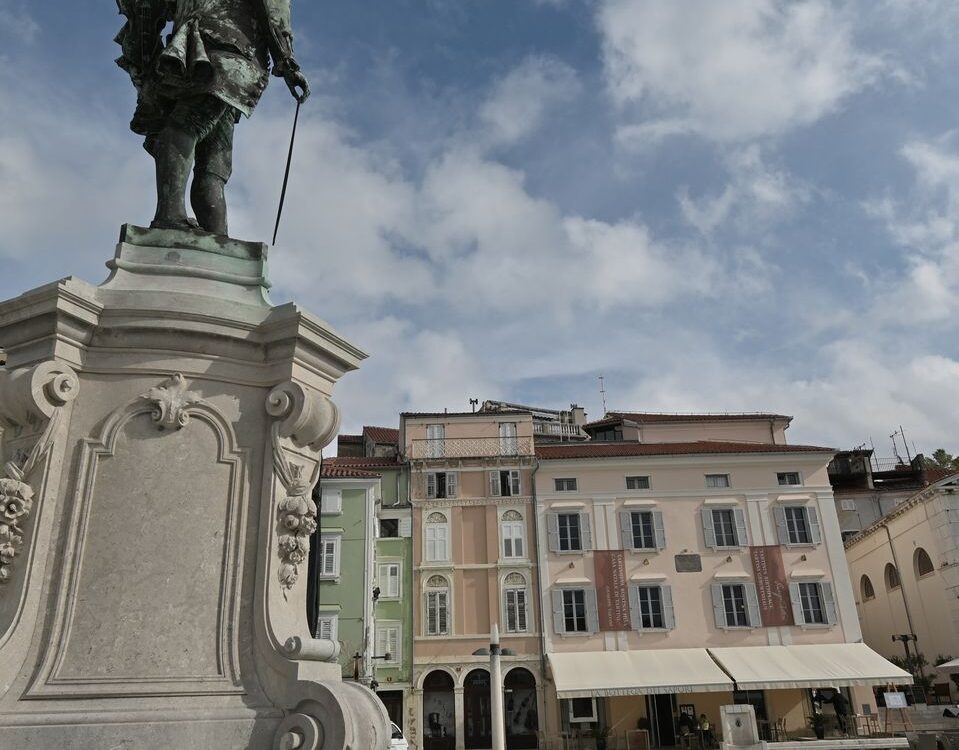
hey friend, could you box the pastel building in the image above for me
[401,411,543,750]
[843,472,959,701]
[535,413,908,748]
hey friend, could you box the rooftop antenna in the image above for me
[598,375,608,415]
[469,398,478,413]
[889,429,905,465]
[900,425,913,463]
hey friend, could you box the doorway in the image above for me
[645,694,677,747]
[423,670,455,750]
[464,669,492,749]
[504,667,539,749]
[378,689,403,728]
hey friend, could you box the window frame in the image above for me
[629,583,675,631]
[568,697,598,723]
[562,588,588,633]
[503,573,529,634]
[424,512,450,563]
[378,561,402,599]
[554,477,578,492]
[790,580,836,627]
[712,508,739,548]
[798,581,826,625]
[500,513,526,560]
[625,475,651,490]
[557,512,583,552]
[705,473,731,489]
[777,471,802,486]
[315,613,339,641]
[722,583,750,628]
[379,517,400,538]
[489,469,522,497]
[319,489,343,514]
[914,548,935,578]
[424,575,451,636]
[426,471,457,500]
[375,622,401,664]
[318,535,341,579]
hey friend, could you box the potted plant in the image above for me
[808,713,826,740]
[591,724,612,750]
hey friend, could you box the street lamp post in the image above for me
[490,623,506,750]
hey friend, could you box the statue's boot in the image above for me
[151,126,200,231]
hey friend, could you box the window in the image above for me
[775,505,821,546]
[554,477,578,492]
[705,473,731,488]
[379,518,399,538]
[503,572,528,633]
[548,511,592,553]
[777,472,802,486]
[629,584,675,630]
[703,507,746,548]
[425,424,445,458]
[885,563,901,590]
[500,510,525,559]
[320,489,342,514]
[318,536,340,578]
[790,581,836,626]
[860,575,875,601]
[378,562,401,599]
[563,589,587,632]
[552,588,597,634]
[626,475,651,490]
[568,697,598,722]
[558,513,581,552]
[840,498,857,512]
[712,583,759,629]
[315,614,338,641]
[499,422,519,455]
[620,509,665,550]
[489,469,521,497]
[426,471,457,499]
[425,512,450,562]
[375,623,400,663]
[425,575,450,635]
[915,548,935,578]
[591,426,622,442]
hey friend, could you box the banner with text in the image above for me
[595,549,631,631]
[750,545,793,627]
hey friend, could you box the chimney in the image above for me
[569,404,586,427]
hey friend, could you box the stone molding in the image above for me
[0,362,79,588]
[138,373,204,430]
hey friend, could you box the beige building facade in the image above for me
[401,411,545,750]
[843,474,959,699]
[534,414,907,748]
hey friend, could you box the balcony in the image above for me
[409,436,534,459]
[532,421,588,440]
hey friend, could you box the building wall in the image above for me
[845,479,959,667]
[637,420,788,445]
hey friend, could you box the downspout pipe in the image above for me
[883,524,917,637]
[530,457,551,741]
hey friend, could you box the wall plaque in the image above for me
[674,554,702,572]
[594,550,631,631]
[750,545,793,626]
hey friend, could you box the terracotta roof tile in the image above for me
[401,410,530,418]
[536,440,833,460]
[328,456,404,469]
[321,461,382,479]
[363,426,399,444]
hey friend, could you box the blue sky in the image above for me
[1,0,958,453]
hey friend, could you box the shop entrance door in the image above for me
[646,694,677,747]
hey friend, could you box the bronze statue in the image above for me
[116,0,310,235]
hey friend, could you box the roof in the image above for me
[586,411,792,428]
[327,456,405,469]
[321,460,381,479]
[337,434,363,443]
[363,426,399,444]
[536,440,833,460]
[401,410,530,418]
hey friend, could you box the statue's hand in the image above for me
[284,68,310,104]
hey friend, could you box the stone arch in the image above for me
[860,574,875,601]
[504,667,539,749]
[884,562,901,590]
[914,548,935,578]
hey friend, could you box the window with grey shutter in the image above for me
[821,582,837,625]
[584,588,599,633]
[446,471,457,499]
[652,510,666,549]
[426,473,436,499]
[807,506,822,545]
[789,582,803,625]
[711,584,727,629]
[547,512,561,553]
[489,470,501,497]
[580,512,593,551]
[551,589,566,634]
[744,583,761,627]
[510,470,521,496]
[773,505,788,545]
[661,585,675,629]
[733,508,748,546]
[702,508,717,548]
[619,511,634,550]
[628,585,641,630]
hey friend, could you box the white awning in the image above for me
[708,644,912,690]
[936,658,959,674]
[548,649,734,699]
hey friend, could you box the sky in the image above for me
[1,0,958,454]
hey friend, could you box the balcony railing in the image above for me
[410,436,534,459]
[532,422,587,439]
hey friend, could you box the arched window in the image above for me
[914,548,935,578]
[503,572,528,633]
[500,510,525,559]
[424,575,450,636]
[425,512,449,562]
[861,575,875,601]
[884,563,901,590]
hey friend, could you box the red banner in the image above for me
[750,545,793,627]
[594,550,631,631]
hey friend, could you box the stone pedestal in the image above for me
[0,226,390,748]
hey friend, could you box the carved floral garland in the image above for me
[271,423,320,591]
[0,410,62,585]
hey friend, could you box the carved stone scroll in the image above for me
[138,373,204,429]
[0,362,79,586]
[266,382,339,591]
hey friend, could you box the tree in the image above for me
[923,449,959,473]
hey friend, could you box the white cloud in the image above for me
[479,55,580,146]
[0,1,38,44]
[679,145,810,234]
[599,0,883,142]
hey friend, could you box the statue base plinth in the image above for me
[0,227,388,749]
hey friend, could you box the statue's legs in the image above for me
[191,114,235,236]
[151,96,233,233]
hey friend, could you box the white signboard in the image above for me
[884,692,908,709]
